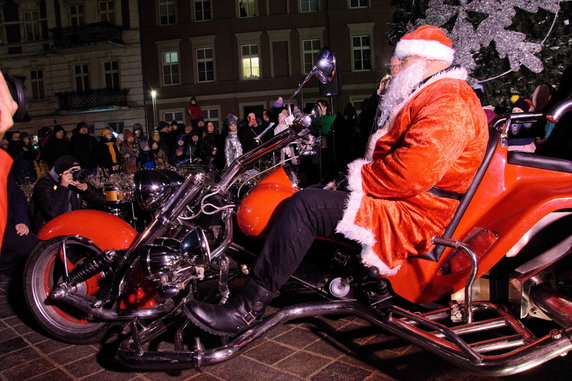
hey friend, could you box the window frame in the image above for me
[22,9,42,41]
[196,47,215,83]
[30,69,45,101]
[99,0,117,24]
[69,4,85,27]
[347,22,375,73]
[103,60,120,90]
[193,0,212,22]
[240,44,260,80]
[302,38,321,74]
[200,106,221,131]
[74,63,90,93]
[158,0,177,25]
[351,34,372,72]
[162,109,185,124]
[300,0,319,13]
[348,0,369,9]
[237,0,257,18]
[161,50,181,86]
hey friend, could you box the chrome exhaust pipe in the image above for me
[530,283,572,328]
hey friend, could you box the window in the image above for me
[302,39,321,74]
[104,61,120,90]
[240,44,260,79]
[23,10,41,41]
[30,69,44,100]
[300,0,319,13]
[194,0,212,21]
[352,35,371,71]
[99,0,116,24]
[349,0,368,8]
[69,4,85,27]
[159,0,176,25]
[163,110,184,123]
[196,48,214,82]
[238,0,256,18]
[74,64,90,92]
[201,107,220,130]
[162,51,180,85]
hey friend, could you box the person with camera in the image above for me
[31,155,105,231]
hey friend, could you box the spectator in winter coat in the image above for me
[43,125,71,167]
[98,128,121,172]
[171,136,191,167]
[0,174,38,281]
[238,112,263,153]
[7,131,36,184]
[31,155,105,231]
[70,122,98,174]
[150,140,169,169]
[139,139,155,170]
[200,121,219,170]
[187,96,202,129]
[121,130,140,174]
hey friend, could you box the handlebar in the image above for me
[546,98,572,123]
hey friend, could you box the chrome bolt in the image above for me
[550,329,562,340]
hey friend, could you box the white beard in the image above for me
[377,58,429,127]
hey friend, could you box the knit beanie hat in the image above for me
[394,25,455,65]
[54,154,79,174]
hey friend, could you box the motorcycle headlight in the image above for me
[180,227,211,265]
[134,170,183,211]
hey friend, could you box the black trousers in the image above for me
[250,188,348,293]
[0,223,38,275]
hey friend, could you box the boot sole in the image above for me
[183,305,237,337]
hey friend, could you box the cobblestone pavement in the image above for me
[1,280,571,381]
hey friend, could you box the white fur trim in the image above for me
[366,67,468,161]
[395,39,455,65]
[336,159,400,276]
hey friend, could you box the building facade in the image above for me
[139,0,395,132]
[0,0,145,137]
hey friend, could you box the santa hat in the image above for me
[394,25,454,65]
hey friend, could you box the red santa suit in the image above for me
[0,149,13,252]
[336,66,488,275]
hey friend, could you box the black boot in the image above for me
[185,280,275,336]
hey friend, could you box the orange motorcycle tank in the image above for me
[237,167,298,238]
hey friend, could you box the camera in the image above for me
[3,74,30,122]
[70,168,88,183]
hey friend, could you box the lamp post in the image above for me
[150,90,158,129]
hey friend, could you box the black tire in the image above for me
[23,236,112,344]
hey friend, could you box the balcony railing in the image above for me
[52,22,123,47]
[56,88,130,110]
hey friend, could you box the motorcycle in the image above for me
[23,49,572,376]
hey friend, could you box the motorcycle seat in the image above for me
[415,127,499,262]
[507,151,572,173]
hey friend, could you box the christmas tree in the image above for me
[388,0,572,109]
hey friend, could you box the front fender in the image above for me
[38,210,137,250]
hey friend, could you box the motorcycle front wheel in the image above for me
[23,236,113,344]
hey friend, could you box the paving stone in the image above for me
[22,330,50,344]
[188,374,225,381]
[273,327,320,348]
[2,358,55,381]
[0,337,28,355]
[35,338,73,354]
[81,368,141,381]
[311,361,372,381]
[0,327,18,341]
[275,351,332,378]
[48,344,98,365]
[206,355,291,381]
[264,323,294,339]
[29,368,75,381]
[2,315,24,327]
[244,340,295,365]
[64,357,107,378]
[305,335,348,359]
[0,347,41,371]
[0,304,15,318]
[12,322,35,334]
[142,368,199,381]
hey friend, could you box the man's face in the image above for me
[389,57,402,77]
[80,127,88,134]
[105,132,113,141]
[11,132,20,141]
[56,130,64,139]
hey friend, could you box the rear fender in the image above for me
[38,209,137,250]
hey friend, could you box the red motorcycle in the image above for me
[23,50,572,376]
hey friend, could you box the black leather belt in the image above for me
[427,186,463,201]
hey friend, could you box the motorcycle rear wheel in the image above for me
[24,236,112,344]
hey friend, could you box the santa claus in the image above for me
[185,25,489,337]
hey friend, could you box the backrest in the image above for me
[416,127,499,261]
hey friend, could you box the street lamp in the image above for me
[150,90,158,129]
